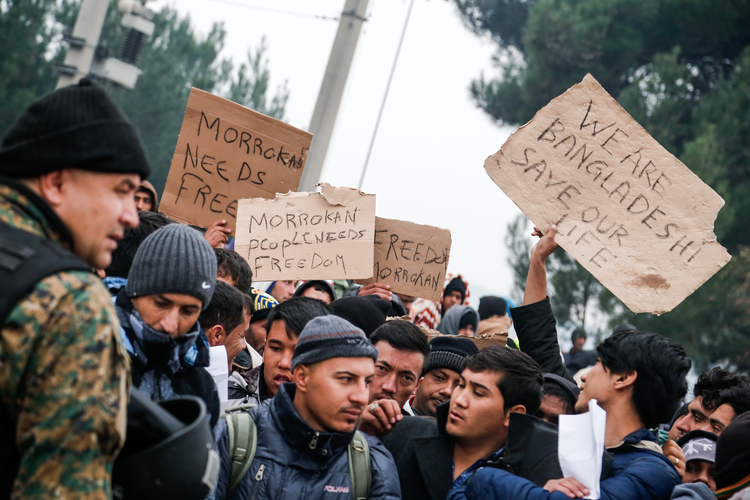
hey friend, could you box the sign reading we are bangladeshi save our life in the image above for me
[484,73,731,314]
[160,87,312,232]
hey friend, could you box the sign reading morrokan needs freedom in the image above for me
[159,88,313,231]
[234,184,376,281]
[485,74,731,315]
[356,217,452,302]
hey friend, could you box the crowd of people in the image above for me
[1,80,749,500]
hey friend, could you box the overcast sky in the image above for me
[150,0,526,303]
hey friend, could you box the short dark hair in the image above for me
[542,381,574,414]
[716,384,750,416]
[463,346,544,414]
[597,331,691,428]
[370,320,430,370]
[106,211,173,278]
[693,367,749,411]
[265,297,330,339]
[215,248,253,294]
[199,280,246,335]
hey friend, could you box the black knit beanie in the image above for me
[330,295,391,338]
[478,296,508,321]
[443,277,466,302]
[458,309,479,332]
[423,336,478,375]
[0,79,150,179]
[715,411,750,491]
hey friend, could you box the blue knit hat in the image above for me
[291,315,379,371]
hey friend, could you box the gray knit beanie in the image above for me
[126,224,217,308]
[291,315,379,372]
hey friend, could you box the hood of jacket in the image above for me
[436,304,479,336]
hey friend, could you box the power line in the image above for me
[358,0,415,190]
[206,0,341,21]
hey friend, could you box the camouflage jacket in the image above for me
[0,179,129,499]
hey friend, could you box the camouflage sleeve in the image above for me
[0,271,129,500]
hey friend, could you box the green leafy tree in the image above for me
[0,0,61,133]
[1,0,289,194]
[457,0,750,370]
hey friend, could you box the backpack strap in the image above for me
[224,404,258,495]
[348,430,371,500]
[0,222,91,324]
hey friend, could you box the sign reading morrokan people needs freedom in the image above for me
[234,183,376,281]
[356,217,452,302]
[159,88,313,231]
[485,74,731,315]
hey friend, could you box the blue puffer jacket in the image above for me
[214,383,401,500]
[448,429,680,500]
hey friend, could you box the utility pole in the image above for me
[56,0,109,89]
[299,0,370,192]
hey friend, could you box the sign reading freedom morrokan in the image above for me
[234,183,376,281]
[160,88,312,231]
[485,74,731,314]
[356,217,452,302]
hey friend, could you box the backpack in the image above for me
[223,403,372,500]
[0,222,92,498]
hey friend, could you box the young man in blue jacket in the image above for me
[448,229,692,500]
[215,315,402,500]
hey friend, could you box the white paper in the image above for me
[558,399,607,499]
[206,345,229,403]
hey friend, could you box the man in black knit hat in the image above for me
[0,79,149,499]
[408,336,478,417]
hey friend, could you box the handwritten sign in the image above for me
[485,74,731,314]
[159,88,312,231]
[356,217,452,302]
[234,183,376,280]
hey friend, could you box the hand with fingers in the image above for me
[544,477,590,498]
[662,439,686,477]
[357,399,403,436]
[358,283,392,301]
[204,219,232,248]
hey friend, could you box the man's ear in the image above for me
[36,170,69,207]
[293,365,310,393]
[415,376,424,391]
[205,325,225,346]
[504,404,527,427]
[614,369,637,390]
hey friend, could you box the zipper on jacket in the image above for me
[249,464,265,500]
[153,370,162,402]
[308,431,320,450]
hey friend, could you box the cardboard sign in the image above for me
[485,74,731,314]
[234,183,376,280]
[160,88,312,231]
[356,217,452,302]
